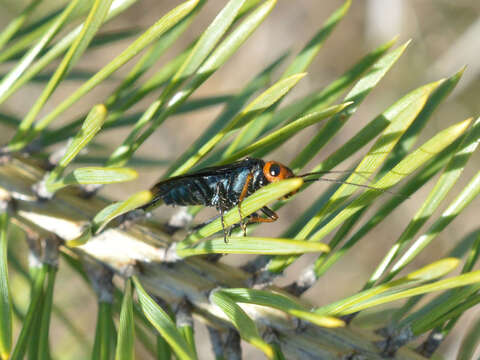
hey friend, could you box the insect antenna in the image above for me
[299,170,373,183]
[302,177,405,197]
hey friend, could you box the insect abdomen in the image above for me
[157,177,214,206]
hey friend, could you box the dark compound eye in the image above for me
[269,163,281,177]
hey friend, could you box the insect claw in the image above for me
[241,221,247,236]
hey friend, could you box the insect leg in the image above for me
[219,207,227,243]
[261,206,279,221]
[215,182,229,243]
[237,172,253,237]
[247,206,279,224]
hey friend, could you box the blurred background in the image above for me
[0,0,479,358]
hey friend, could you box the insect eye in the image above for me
[269,164,281,177]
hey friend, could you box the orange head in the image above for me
[262,161,297,198]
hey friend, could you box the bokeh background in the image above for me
[0,0,479,359]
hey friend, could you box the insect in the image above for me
[140,157,377,241]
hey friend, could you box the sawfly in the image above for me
[140,157,382,242]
